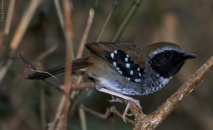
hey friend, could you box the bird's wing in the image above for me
[86,42,144,83]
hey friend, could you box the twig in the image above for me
[37,44,58,61]
[76,8,95,59]
[53,0,74,129]
[10,0,41,51]
[96,0,117,42]
[40,86,46,130]
[79,105,87,130]
[132,56,213,130]
[111,0,143,42]
[4,0,15,35]
[54,0,65,34]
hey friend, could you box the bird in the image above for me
[26,42,196,120]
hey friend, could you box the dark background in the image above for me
[0,0,213,130]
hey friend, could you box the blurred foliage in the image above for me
[0,0,213,130]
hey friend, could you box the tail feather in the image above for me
[26,57,92,80]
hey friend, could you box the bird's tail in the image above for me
[26,57,92,80]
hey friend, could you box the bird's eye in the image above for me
[165,52,172,58]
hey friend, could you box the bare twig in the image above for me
[96,0,117,42]
[76,8,95,59]
[4,0,15,35]
[79,105,87,130]
[52,0,74,129]
[111,0,143,42]
[10,0,41,51]
[132,56,213,130]
[40,86,46,130]
[37,44,58,61]
[54,0,65,34]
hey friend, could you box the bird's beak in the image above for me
[183,53,197,59]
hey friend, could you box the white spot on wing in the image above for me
[130,70,133,75]
[137,68,140,71]
[110,53,114,59]
[114,50,117,54]
[125,57,128,62]
[126,63,130,68]
[113,61,117,67]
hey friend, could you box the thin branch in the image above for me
[76,8,95,59]
[10,0,41,51]
[37,44,58,61]
[4,0,15,35]
[111,0,143,42]
[96,0,117,42]
[53,0,74,129]
[132,56,213,130]
[54,0,65,34]
[79,105,87,130]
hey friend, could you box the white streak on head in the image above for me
[149,46,184,59]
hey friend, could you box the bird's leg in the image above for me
[96,86,141,122]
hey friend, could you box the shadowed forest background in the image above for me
[0,0,213,130]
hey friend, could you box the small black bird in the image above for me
[27,42,196,119]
